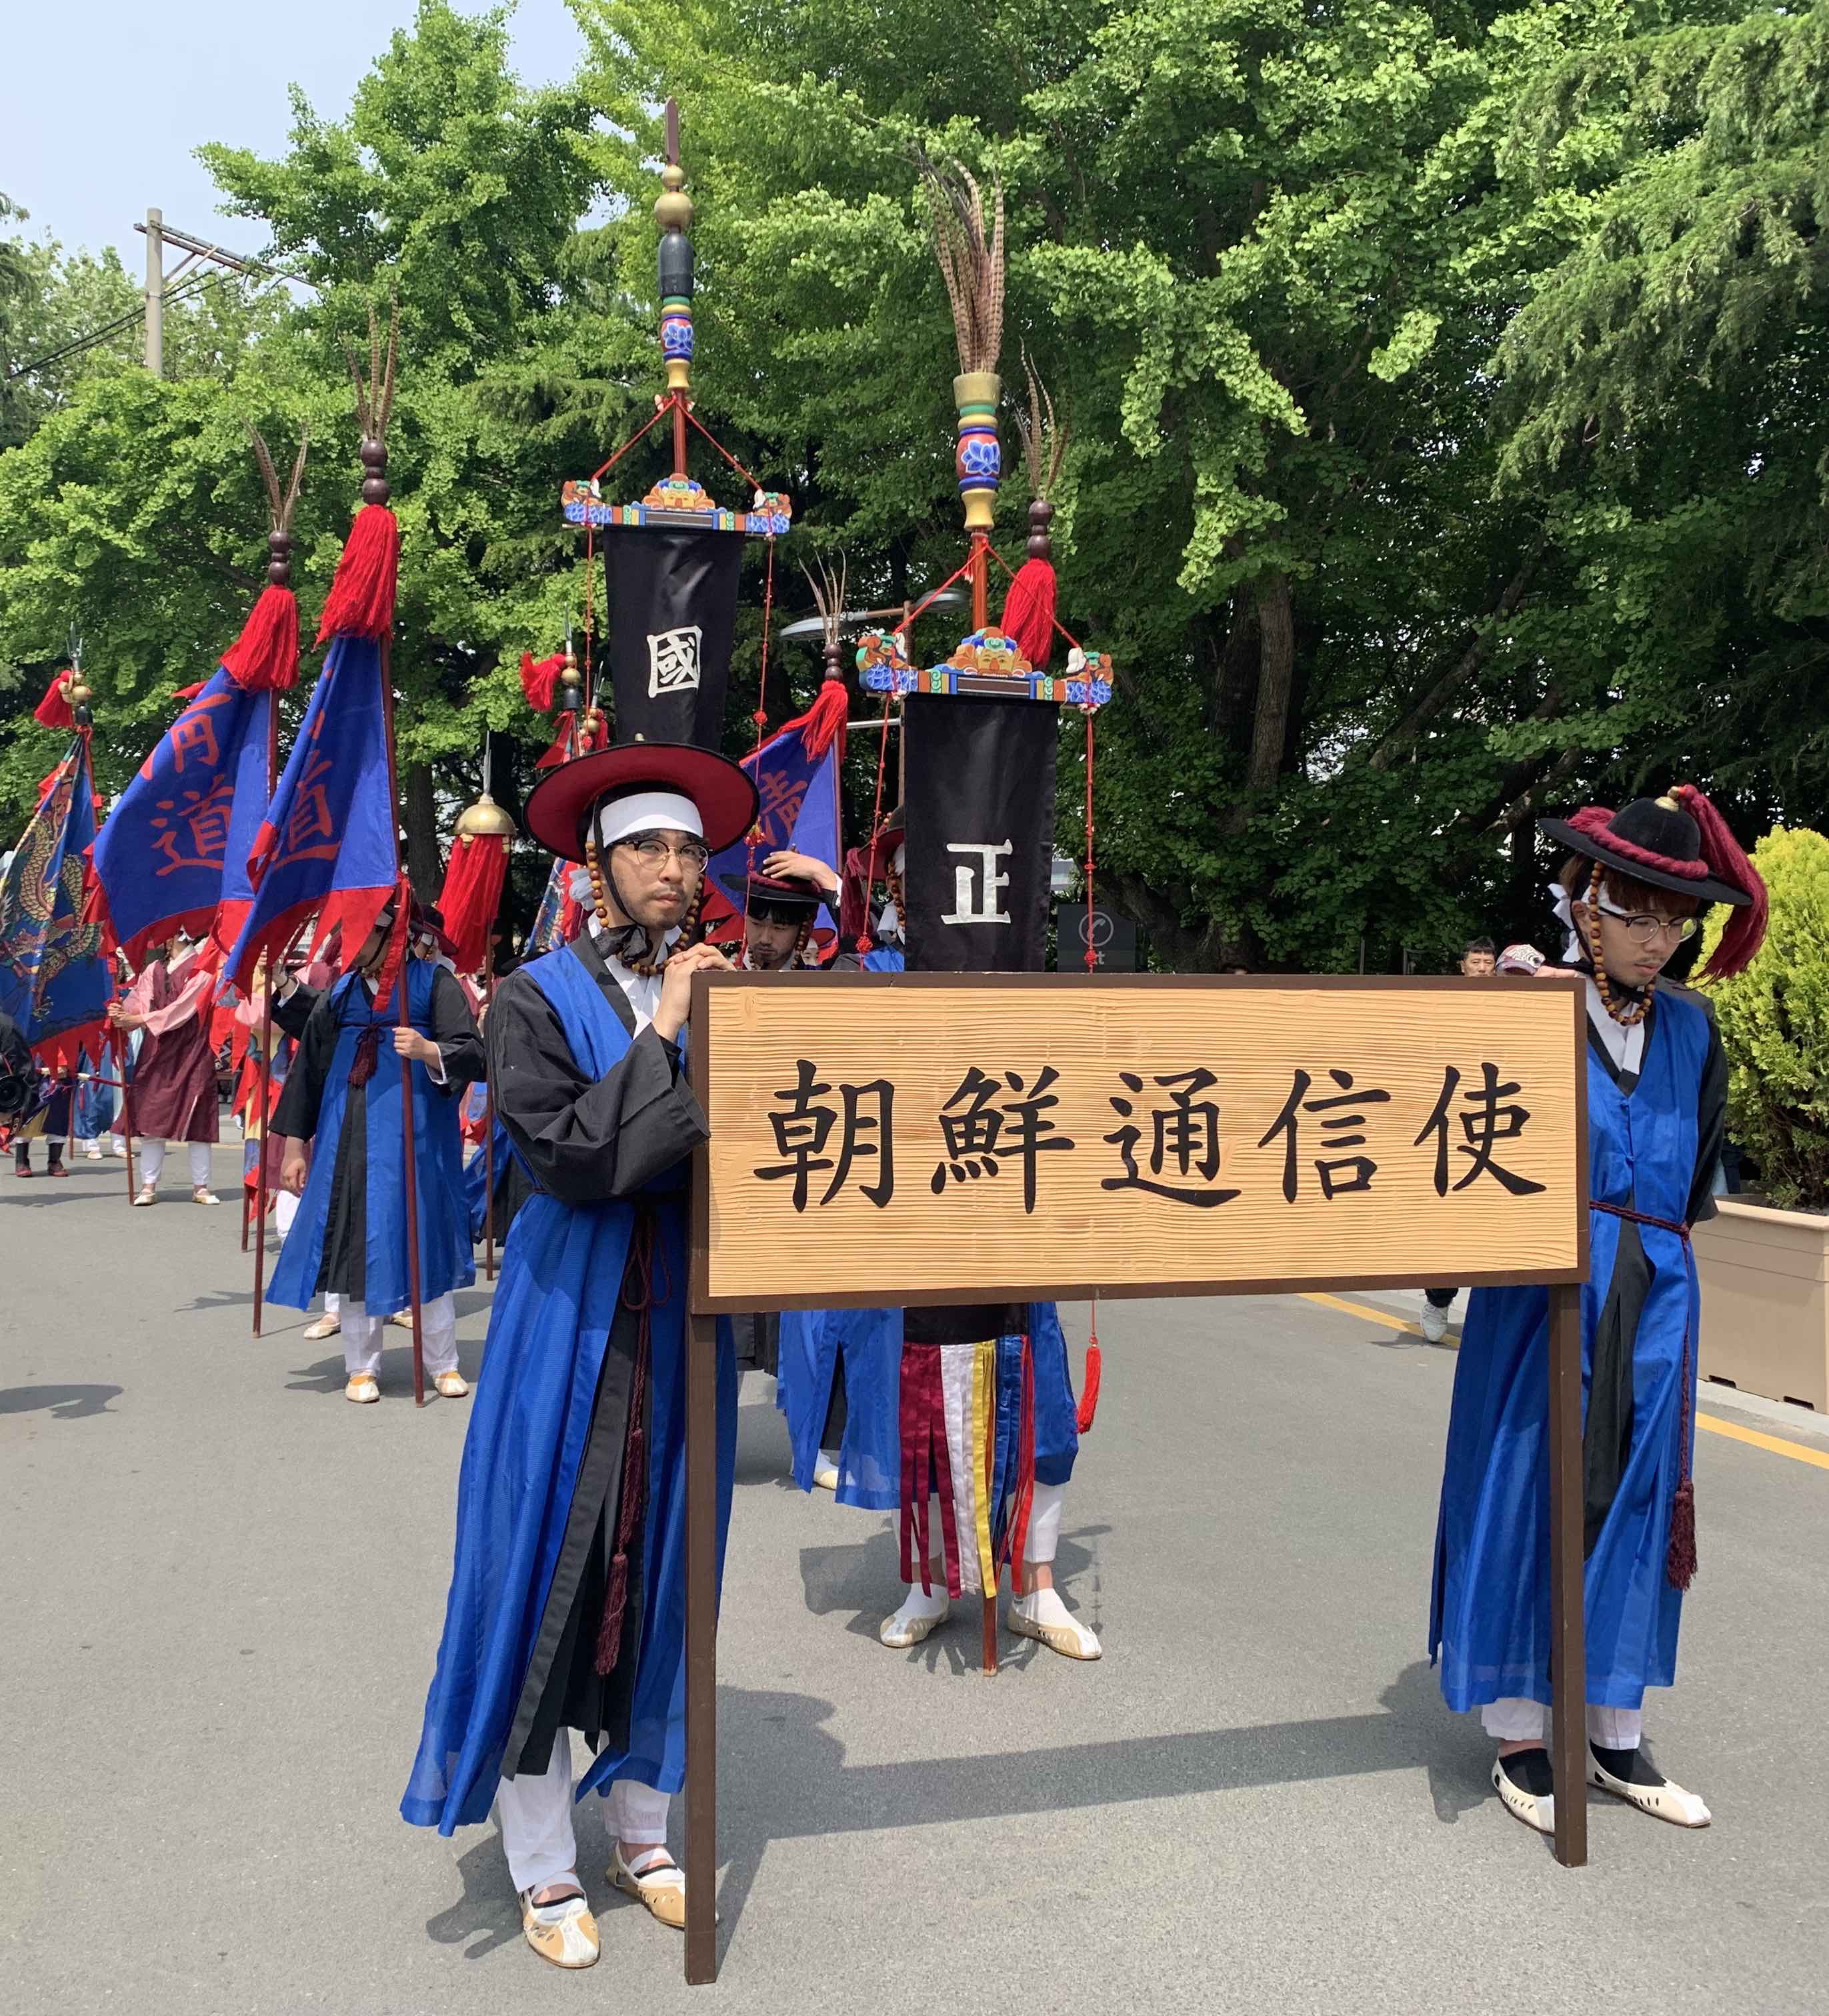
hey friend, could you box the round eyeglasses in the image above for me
[617,833,710,873]
[1593,894,1697,945]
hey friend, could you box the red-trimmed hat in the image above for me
[717,867,824,913]
[847,807,905,887]
[523,742,759,863]
[1540,785,1768,977]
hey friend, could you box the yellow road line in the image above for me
[1300,1293,1829,1473]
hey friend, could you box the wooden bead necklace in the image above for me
[584,832,703,977]
[1581,862,1653,1026]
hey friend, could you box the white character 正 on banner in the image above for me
[941,840,1013,926]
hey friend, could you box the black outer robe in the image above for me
[272,962,483,1301]
[485,930,711,1777]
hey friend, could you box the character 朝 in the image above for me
[754,1057,895,1211]
[930,1063,1074,1213]
[1258,1068,1393,1202]
[1413,1062,1546,1197]
[1102,1067,1240,1207]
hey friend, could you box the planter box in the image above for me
[1694,1197,1829,1413]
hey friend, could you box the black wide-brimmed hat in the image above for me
[717,869,823,915]
[1539,797,1750,907]
[1540,785,1768,980]
[523,742,759,863]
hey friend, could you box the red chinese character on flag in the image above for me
[148,775,236,877]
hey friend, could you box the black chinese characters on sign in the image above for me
[749,1059,1544,1212]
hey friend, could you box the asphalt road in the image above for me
[4,1144,1827,2015]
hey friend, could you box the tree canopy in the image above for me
[2,0,1824,968]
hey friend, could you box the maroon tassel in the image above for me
[1676,783,1770,979]
[222,584,301,691]
[1666,1477,1698,1591]
[519,649,565,711]
[347,1025,383,1087]
[314,503,399,644]
[33,673,76,730]
[999,556,1057,669]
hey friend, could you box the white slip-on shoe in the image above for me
[1492,1749,1555,1835]
[519,1887,599,1968]
[1589,1745,1710,1827]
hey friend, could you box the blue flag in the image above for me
[91,667,274,966]
[222,631,399,995]
[0,735,111,1047]
[707,717,842,932]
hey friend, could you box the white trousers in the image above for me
[139,1140,213,1187]
[1482,1697,1642,1750]
[495,1733,670,1893]
[273,1189,299,1241]
[339,1293,457,1378]
[1025,1481,1066,1566]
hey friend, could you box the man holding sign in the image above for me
[402,741,754,1971]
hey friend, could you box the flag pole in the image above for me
[251,667,281,1336]
[482,959,496,1281]
[359,401,427,1409]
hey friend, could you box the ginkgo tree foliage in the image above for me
[1,0,1823,966]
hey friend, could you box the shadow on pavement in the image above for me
[0,1382,123,1418]
[706,1657,1462,1956]
[794,1521,1108,1675]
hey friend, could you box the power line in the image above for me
[5,268,215,381]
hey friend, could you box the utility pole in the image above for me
[143,208,163,377]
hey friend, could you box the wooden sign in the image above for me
[689,973,1588,1313]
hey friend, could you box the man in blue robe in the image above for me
[402,741,755,1972]
[272,902,483,1401]
[1430,788,1765,1838]
[772,827,1101,1662]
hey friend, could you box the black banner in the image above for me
[903,693,1057,976]
[606,527,743,749]
[902,690,1058,1345]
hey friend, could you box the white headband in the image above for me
[891,843,905,876]
[596,791,703,848]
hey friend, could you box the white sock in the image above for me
[1016,1585,1075,1627]
[890,1576,949,1620]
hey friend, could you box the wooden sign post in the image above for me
[683,972,1592,1981]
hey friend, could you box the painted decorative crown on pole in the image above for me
[559,99,790,537]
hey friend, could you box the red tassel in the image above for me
[1676,784,1769,979]
[314,504,399,644]
[369,873,413,1017]
[221,585,300,691]
[1075,1337,1102,1435]
[519,649,565,711]
[785,676,851,761]
[173,680,209,701]
[1666,1477,1697,1590]
[435,832,509,975]
[33,673,76,730]
[999,557,1057,669]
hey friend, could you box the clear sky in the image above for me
[1,1,584,265]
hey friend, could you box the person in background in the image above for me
[108,932,222,1205]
